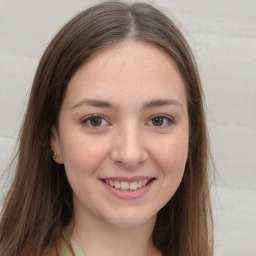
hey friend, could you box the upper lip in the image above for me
[100,176,154,182]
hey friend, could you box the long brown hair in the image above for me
[0,2,214,255]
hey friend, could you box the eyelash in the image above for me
[81,114,110,127]
[81,114,174,128]
[147,114,175,127]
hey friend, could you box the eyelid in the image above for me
[146,114,175,127]
[80,113,175,128]
[81,114,111,127]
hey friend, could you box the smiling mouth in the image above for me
[103,178,154,191]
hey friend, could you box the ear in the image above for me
[50,126,64,164]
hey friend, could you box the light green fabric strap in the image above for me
[60,233,86,256]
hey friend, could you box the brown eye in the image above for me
[89,116,102,126]
[148,115,174,127]
[152,116,164,126]
[81,115,109,128]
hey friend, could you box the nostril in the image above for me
[110,150,148,169]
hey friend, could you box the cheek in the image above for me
[149,135,188,209]
[152,135,188,175]
[61,137,110,177]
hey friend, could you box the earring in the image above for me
[53,152,57,159]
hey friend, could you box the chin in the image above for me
[104,210,157,229]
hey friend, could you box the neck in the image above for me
[66,208,161,256]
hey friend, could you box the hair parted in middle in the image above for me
[0,2,213,256]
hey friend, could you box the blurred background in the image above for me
[0,0,255,255]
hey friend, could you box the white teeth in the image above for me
[104,178,151,190]
[142,179,148,186]
[120,181,129,190]
[130,182,138,190]
[114,180,120,189]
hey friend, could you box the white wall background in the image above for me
[0,0,255,255]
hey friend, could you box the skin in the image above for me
[51,41,189,256]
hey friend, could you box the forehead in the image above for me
[76,41,183,82]
[64,41,187,109]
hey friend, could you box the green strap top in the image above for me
[60,233,86,256]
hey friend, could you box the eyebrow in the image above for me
[142,99,183,111]
[71,99,116,110]
[71,98,183,111]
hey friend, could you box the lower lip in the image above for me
[101,180,154,200]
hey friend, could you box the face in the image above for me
[51,41,189,228]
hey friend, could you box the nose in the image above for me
[110,125,148,169]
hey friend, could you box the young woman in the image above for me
[0,2,214,256]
